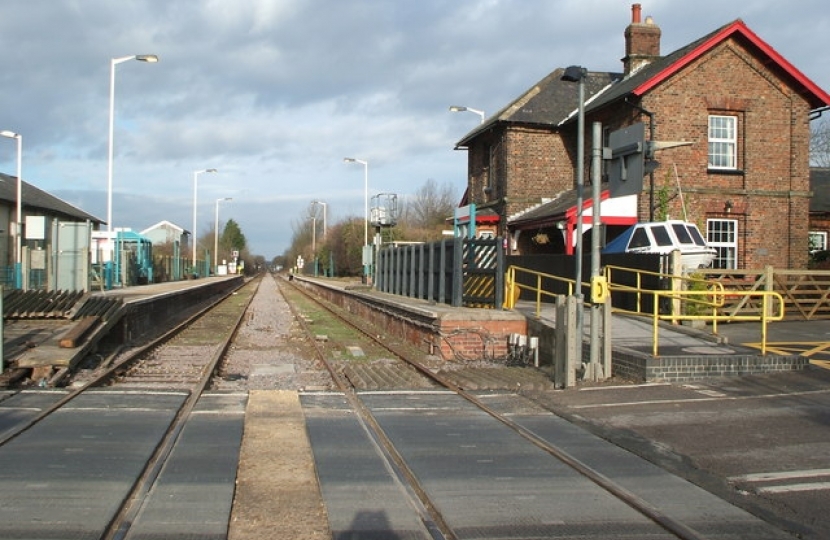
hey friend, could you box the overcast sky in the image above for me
[1,1,828,259]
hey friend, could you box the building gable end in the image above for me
[633,20,830,109]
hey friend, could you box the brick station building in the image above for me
[454,3,830,270]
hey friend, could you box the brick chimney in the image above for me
[622,3,661,75]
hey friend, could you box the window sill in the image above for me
[707,168,744,176]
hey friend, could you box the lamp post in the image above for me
[311,200,327,276]
[343,157,369,280]
[561,65,587,374]
[449,105,485,124]
[311,214,317,257]
[0,130,22,288]
[590,121,603,381]
[311,200,327,240]
[214,197,232,272]
[107,54,158,234]
[192,168,217,271]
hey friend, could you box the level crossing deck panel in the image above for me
[125,392,247,540]
[0,391,186,540]
[301,392,435,540]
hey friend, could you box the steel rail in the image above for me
[0,279,248,448]
[278,277,454,540]
[102,276,261,540]
[285,276,710,540]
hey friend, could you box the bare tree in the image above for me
[404,178,458,231]
[811,116,830,168]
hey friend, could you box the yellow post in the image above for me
[653,291,660,357]
[761,292,768,355]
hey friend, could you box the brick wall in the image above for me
[298,279,528,363]
[614,349,809,383]
[504,126,571,212]
[635,39,813,269]
[468,125,573,238]
[464,33,815,269]
[437,317,527,361]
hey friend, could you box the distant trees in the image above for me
[221,219,246,256]
[398,178,458,240]
[283,178,460,276]
[195,217,255,275]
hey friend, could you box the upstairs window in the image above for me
[809,231,828,253]
[708,115,737,170]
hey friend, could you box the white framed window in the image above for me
[708,115,737,170]
[707,218,738,269]
[809,231,828,253]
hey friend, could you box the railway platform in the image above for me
[2,273,814,387]
[1,275,242,386]
[293,275,810,384]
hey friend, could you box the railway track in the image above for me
[0,276,256,540]
[0,274,792,539]
[279,276,719,540]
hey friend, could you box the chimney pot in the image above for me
[623,3,661,76]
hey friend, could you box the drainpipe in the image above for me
[625,98,656,221]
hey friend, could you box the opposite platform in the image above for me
[293,275,809,384]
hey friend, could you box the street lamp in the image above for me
[311,213,317,256]
[311,200,327,277]
[449,105,485,124]
[0,130,22,288]
[311,200,327,240]
[343,157,369,279]
[562,65,587,375]
[214,197,232,272]
[193,168,218,270]
[106,54,158,234]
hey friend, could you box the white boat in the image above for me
[602,220,716,269]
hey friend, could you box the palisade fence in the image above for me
[375,237,505,308]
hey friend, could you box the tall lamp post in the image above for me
[0,130,22,288]
[561,65,587,373]
[589,121,604,381]
[193,168,218,272]
[107,54,158,234]
[311,200,327,240]
[311,200,327,276]
[343,157,369,280]
[214,197,232,272]
[449,105,485,124]
[311,214,317,261]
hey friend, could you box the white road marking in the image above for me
[730,469,830,483]
[757,482,830,494]
[730,469,830,494]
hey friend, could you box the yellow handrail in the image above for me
[506,263,784,357]
[504,265,576,315]
[650,289,784,356]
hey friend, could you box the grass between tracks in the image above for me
[280,285,395,364]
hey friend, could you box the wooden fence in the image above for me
[699,266,830,320]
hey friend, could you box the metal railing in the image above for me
[645,288,785,356]
[604,264,725,323]
[604,264,784,355]
[505,263,786,356]
[376,237,504,308]
[504,265,577,314]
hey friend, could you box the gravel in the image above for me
[212,273,335,392]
